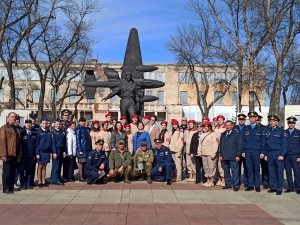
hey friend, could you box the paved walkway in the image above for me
[0,163,299,224]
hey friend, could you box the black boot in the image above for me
[167,179,171,185]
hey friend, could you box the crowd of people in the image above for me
[0,110,299,196]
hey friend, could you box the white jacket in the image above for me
[66,128,77,156]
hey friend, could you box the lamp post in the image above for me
[23,66,30,110]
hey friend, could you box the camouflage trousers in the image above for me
[112,165,132,178]
[133,162,152,176]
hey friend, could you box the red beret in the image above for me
[124,124,131,128]
[213,117,217,121]
[217,115,225,120]
[120,116,127,120]
[105,113,112,117]
[131,114,139,119]
[203,122,212,126]
[69,121,76,127]
[143,115,151,120]
[202,116,210,121]
[102,120,109,126]
[160,120,168,125]
[171,119,179,125]
[188,119,196,124]
[92,120,99,125]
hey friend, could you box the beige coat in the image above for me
[214,125,226,140]
[169,129,184,155]
[144,123,150,132]
[90,130,101,150]
[130,123,138,136]
[99,129,112,152]
[149,124,160,148]
[197,131,219,158]
[126,133,133,154]
[160,130,170,147]
[184,129,197,154]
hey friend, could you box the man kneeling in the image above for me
[109,140,132,183]
[84,139,108,185]
[151,138,175,185]
[133,141,154,184]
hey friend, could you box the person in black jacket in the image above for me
[220,120,243,191]
[190,122,206,184]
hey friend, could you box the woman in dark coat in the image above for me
[190,122,206,184]
[111,122,126,151]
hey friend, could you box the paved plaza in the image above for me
[0,162,299,225]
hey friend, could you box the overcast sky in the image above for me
[90,0,190,63]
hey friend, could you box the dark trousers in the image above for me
[223,160,239,188]
[267,150,284,192]
[30,158,37,185]
[85,165,108,182]
[151,163,175,180]
[14,162,20,185]
[65,156,76,181]
[50,148,63,183]
[285,154,300,191]
[19,157,34,187]
[239,155,248,186]
[245,150,261,188]
[261,158,269,186]
[194,156,206,183]
[2,156,18,191]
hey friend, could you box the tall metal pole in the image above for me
[25,71,28,110]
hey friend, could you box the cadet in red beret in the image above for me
[130,114,139,135]
[120,116,127,129]
[90,120,101,150]
[185,119,197,182]
[159,121,170,147]
[215,115,226,187]
[143,115,151,132]
[99,121,112,157]
[202,116,210,122]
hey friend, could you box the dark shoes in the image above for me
[166,179,171,185]
[263,185,269,189]
[234,187,239,192]
[222,186,231,189]
[276,191,282,195]
[79,178,86,182]
[147,176,153,184]
[255,188,261,192]
[267,189,276,193]
[284,189,295,193]
[38,183,43,188]
[297,190,300,195]
[123,178,131,184]
[21,186,27,190]
[51,182,64,186]
[69,179,75,183]
[3,189,13,194]
[245,187,254,191]
[27,185,34,189]
[96,179,107,185]
[43,183,49,187]
[13,188,21,191]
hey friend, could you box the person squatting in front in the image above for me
[109,139,132,184]
[84,139,109,185]
[133,140,154,184]
[151,138,175,185]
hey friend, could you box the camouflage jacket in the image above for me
[133,149,154,169]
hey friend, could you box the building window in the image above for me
[146,91,153,105]
[111,95,118,105]
[32,89,40,102]
[0,89,3,102]
[87,99,95,103]
[214,91,223,104]
[198,91,204,104]
[180,91,188,104]
[209,72,214,83]
[179,72,184,82]
[144,72,149,79]
[69,89,77,103]
[197,72,202,83]
[232,91,237,105]
[161,72,166,82]
[157,91,164,105]
[15,89,22,101]
[149,72,154,79]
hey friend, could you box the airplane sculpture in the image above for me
[83,28,165,121]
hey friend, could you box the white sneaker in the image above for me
[221,181,226,187]
[216,180,222,186]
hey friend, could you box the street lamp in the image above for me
[23,66,30,110]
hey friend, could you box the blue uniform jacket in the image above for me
[265,126,288,157]
[76,125,91,158]
[31,123,40,132]
[284,128,300,157]
[220,129,243,160]
[52,129,67,154]
[234,125,245,135]
[242,125,266,154]
[133,131,151,154]
[21,129,37,157]
[36,128,52,156]
[152,146,174,169]
[84,150,108,172]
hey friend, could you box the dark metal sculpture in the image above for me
[83,28,165,121]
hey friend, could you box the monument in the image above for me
[83,28,165,121]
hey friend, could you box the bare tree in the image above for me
[262,0,300,114]
[24,0,100,118]
[0,0,55,109]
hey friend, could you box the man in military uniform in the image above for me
[133,140,154,184]
[265,114,288,195]
[234,113,248,188]
[151,138,175,185]
[256,114,269,189]
[109,139,132,183]
[50,118,67,185]
[284,116,300,194]
[14,114,23,188]
[61,109,71,128]
[29,113,39,187]
[242,112,266,192]
[84,139,108,185]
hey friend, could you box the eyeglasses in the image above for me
[197,126,202,128]
[119,143,124,145]
[182,120,187,121]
